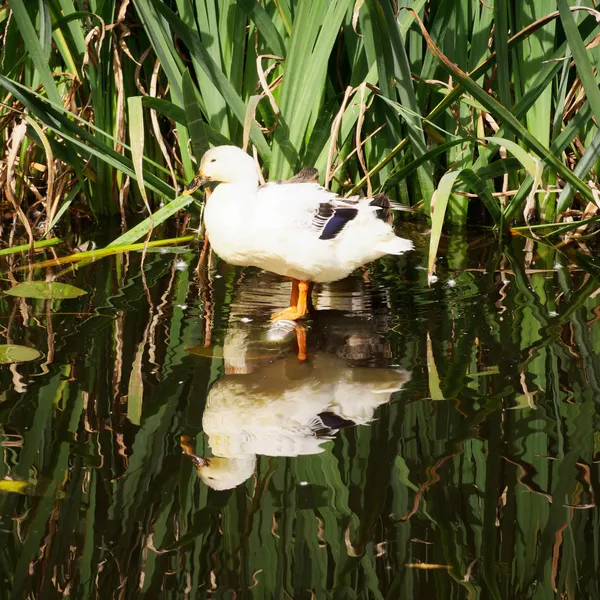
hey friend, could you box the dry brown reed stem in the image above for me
[330,124,385,180]
[82,23,106,71]
[4,120,34,251]
[134,46,153,95]
[20,175,45,205]
[355,82,371,196]
[247,152,261,189]
[398,453,457,521]
[106,0,131,30]
[118,176,130,231]
[351,0,365,34]
[113,310,125,400]
[256,54,283,130]
[113,36,126,156]
[23,117,55,234]
[150,59,178,192]
[325,86,354,189]
[243,58,283,153]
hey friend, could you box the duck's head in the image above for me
[194,456,257,490]
[180,435,256,490]
[182,146,260,194]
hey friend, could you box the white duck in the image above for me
[182,146,413,321]
[182,354,410,491]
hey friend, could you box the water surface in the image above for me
[1,229,599,599]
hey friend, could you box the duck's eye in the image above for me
[210,158,216,163]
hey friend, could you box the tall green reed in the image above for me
[1,0,600,265]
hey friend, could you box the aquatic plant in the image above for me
[2,0,600,253]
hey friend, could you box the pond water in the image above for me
[1,226,600,599]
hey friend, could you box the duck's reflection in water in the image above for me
[183,272,410,490]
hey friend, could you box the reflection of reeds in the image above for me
[3,234,600,596]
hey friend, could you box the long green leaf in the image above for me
[150,0,271,161]
[0,75,175,199]
[237,0,286,57]
[557,0,600,123]
[107,196,196,248]
[182,71,210,162]
[409,11,595,205]
[9,0,61,105]
[128,96,148,205]
[141,97,231,146]
[429,170,461,278]
[0,238,61,256]
[557,129,600,213]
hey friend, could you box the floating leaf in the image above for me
[4,281,87,299]
[0,345,42,364]
[0,479,31,494]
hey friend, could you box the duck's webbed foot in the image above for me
[270,280,311,322]
[270,305,308,322]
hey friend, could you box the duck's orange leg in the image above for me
[270,279,299,320]
[290,279,299,307]
[296,325,308,361]
[270,280,311,321]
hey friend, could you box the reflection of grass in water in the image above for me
[2,236,600,596]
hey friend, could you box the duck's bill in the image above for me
[181,172,209,196]
[180,435,211,467]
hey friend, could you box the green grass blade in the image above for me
[237,0,286,57]
[107,197,196,248]
[379,138,470,194]
[484,137,538,178]
[365,0,434,207]
[8,0,61,105]
[41,183,81,237]
[150,0,271,161]
[0,238,61,256]
[140,97,231,146]
[459,168,502,223]
[270,0,353,178]
[182,71,210,162]
[9,236,195,272]
[557,129,600,213]
[53,0,87,55]
[493,0,512,109]
[0,75,175,199]
[130,0,185,101]
[128,96,149,205]
[409,12,595,206]
[557,0,600,123]
[504,101,593,222]
[429,170,461,279]
[515,0,556,149]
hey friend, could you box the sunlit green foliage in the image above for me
[2,0,600,247]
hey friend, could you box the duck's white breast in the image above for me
[203,184,257,266]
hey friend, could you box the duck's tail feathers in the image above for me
[369,194,414,224]
[309,412,357,437]
[377,235,414,255]
[369,193,392,224]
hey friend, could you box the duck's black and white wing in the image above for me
[255,181,399,241]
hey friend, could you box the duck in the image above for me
[181,353,410,490]
[182,145,413,321]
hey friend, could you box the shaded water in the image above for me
[1,229,600,599]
